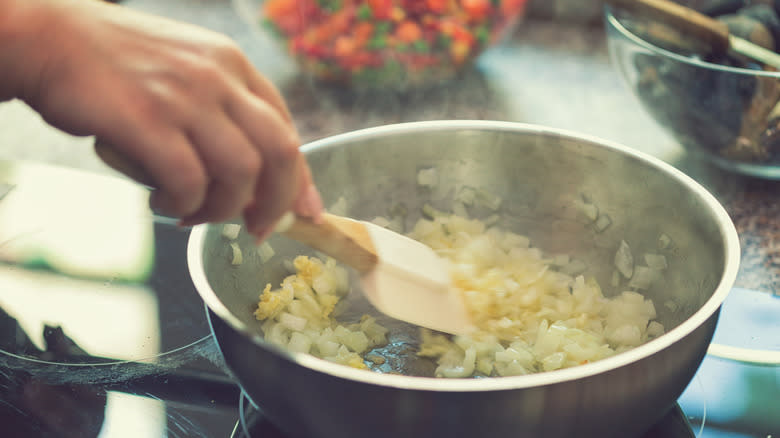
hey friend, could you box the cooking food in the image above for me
[253,210,665,378]
[258,0,528,87]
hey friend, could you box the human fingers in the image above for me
[177,109,260,226]
[292,159,323,222]
[225,90,305,237]
[95,123,208,218]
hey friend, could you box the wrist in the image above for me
[0,0,66,102]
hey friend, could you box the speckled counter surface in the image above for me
[0,0,777,295]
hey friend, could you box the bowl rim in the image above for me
[188,120,741,392]
[605,5,780,78]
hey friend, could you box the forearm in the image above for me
[0,0,64,101]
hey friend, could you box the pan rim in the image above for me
[189,120,741,392]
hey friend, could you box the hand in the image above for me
[0,0,322,238]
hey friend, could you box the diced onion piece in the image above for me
[456,186,477,205]
[664,300,679,312]
[541,352,567,371]
[606,324,642,346]
[575,200,599,222]
[647,321,665,338]
[594,214,612,232]
[342,331,370,354]
[644,253,668,270]
[417,167,438,187]
[279,312,307,331]
[476,188,502,211]
[257,242,275,263]
[614,240,634,279]
[628,266,659,290]
[229,242,243,265]
[222,223,241,240]
[288,332,312,353]
[316,339,340,357]
[658,233,672,250]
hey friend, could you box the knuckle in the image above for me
[227,150,261,185]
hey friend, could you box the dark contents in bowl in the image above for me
[614,1,780,165]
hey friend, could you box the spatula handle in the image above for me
[278,213,378,274]
[608,0,730,55]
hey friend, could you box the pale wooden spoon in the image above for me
[95,141,475,335]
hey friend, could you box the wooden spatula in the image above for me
[608,0,780,70]
[275,211,474,335]
[95,141,475,335]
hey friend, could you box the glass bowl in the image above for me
[233,0,528,91]
[605,4,780,179]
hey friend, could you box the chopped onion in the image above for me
[229,242,243,265]
[614,240,634,278]
[257,242,275,263]
[628,266,659,290]
[279,312,307,331]
[455,186,477,205]
[476,188,502,211]
[658,233,672,250]
[287,332,312,353]
[594,214,612,232]
[575,199,599,222]
[221,223,241,240]
[644,253,668,270]
[417,167,438,188]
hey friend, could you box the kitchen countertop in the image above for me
[1,0,777,295]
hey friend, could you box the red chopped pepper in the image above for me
[395,20,423,44]
[461,0,492,20]
[425,0,448,14]
[368,0,394,20]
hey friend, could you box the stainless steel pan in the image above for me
[189,121,740,438]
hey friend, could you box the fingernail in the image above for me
[298,184,323,221]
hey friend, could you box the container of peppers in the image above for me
[237,0,528,89]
